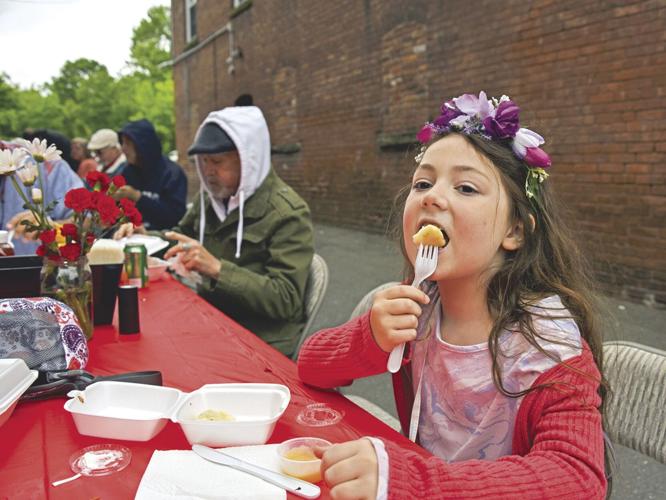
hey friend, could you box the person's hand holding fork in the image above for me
[369,284,430,353]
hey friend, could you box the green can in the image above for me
[124,243,148,288]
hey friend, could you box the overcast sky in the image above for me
[0,0,170,88]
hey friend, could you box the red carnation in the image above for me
[86,171,111,191]
[65,188,93,213]
[119,198,142,226]
[60,223,78,239]
[127,207,142,226]
[112,175,126,188]
[36,244,47,257]
[85,233,96,246]
[96,195,122,225]
[39,229,56,244]
[60,242,82,261]
[118,198,134,211]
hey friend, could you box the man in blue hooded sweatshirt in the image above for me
[115,119,187,230]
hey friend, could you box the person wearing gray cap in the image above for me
[115,106,314,357]
[88,128,126,175]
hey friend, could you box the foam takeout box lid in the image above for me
[0,359,39,421]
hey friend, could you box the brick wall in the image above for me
[170,0,666,307]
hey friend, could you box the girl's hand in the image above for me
[318,439,379,500]
[163,231,221,278]
[370,284,429,352]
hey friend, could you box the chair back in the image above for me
[292,254,329,360]
[603,340,666,464]
[349,281,400,321]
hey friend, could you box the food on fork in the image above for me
[412,224,447,247]
[196,409,235,421]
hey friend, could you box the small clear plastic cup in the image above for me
[277,437,331,483]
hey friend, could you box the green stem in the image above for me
[37,163,48,226]
[9,174,43,227]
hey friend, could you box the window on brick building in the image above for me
[185,0,197,43]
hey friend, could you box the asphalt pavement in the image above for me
[307,222,666,500]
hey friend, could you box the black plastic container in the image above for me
[0,255,42,299]
[118,285,140,334]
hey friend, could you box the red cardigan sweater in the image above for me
[297,311,607,499]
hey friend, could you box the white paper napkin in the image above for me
[135,444,286,500]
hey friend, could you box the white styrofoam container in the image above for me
[64,381,183,441]
[174,384,291,447]
[0,359,38,428]
[64,382,290,446]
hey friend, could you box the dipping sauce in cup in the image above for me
[277,437,331,483]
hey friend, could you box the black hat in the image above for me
[187,123,236,155]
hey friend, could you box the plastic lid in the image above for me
[296,403,344,427]
[0,231,8,244]
[69,444,131,477]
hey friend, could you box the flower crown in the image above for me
[416,91,551,201]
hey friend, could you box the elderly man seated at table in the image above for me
[116,106,314,357]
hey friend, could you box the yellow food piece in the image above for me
[196,409,235,421]
[283,446,318,461]
[412,224,446,247]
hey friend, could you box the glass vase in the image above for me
[41,256,94,340]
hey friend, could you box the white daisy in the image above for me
[31,188,43,203]
[17,137,62,163]
[15,158,39,186]
[0,148,27,176]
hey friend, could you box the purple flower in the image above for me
[433,100,463,128]
[524,147,552,168]
[483,100,520,139]
[453,91,493,120]
[416,124,435,143]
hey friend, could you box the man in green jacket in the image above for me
[118,106,314,356]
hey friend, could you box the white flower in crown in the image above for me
[0,147,28,176]
[17,137,62,163]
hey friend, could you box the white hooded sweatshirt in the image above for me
[193,106,271,258]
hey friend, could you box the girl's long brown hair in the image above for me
[392,132,609,408]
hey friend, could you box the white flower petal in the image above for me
[478,91,493,119]
[449,114,470,129]
[514,128,544,148]
[453,94,480,115]
[512,140,527,158]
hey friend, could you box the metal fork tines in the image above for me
[387,244,439,374]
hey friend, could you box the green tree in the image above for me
[129,6,172,80]
[49,59,110,103]
[1,6,174,153]
[0,73,20,137]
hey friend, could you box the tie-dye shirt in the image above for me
[412,295,582,462]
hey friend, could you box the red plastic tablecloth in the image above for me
[0,276,421,499]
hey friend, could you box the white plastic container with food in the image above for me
[0,359,38,428]
[64,382,290,446]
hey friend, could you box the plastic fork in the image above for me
[387,244,439,373]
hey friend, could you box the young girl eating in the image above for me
[298,92,609,499]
